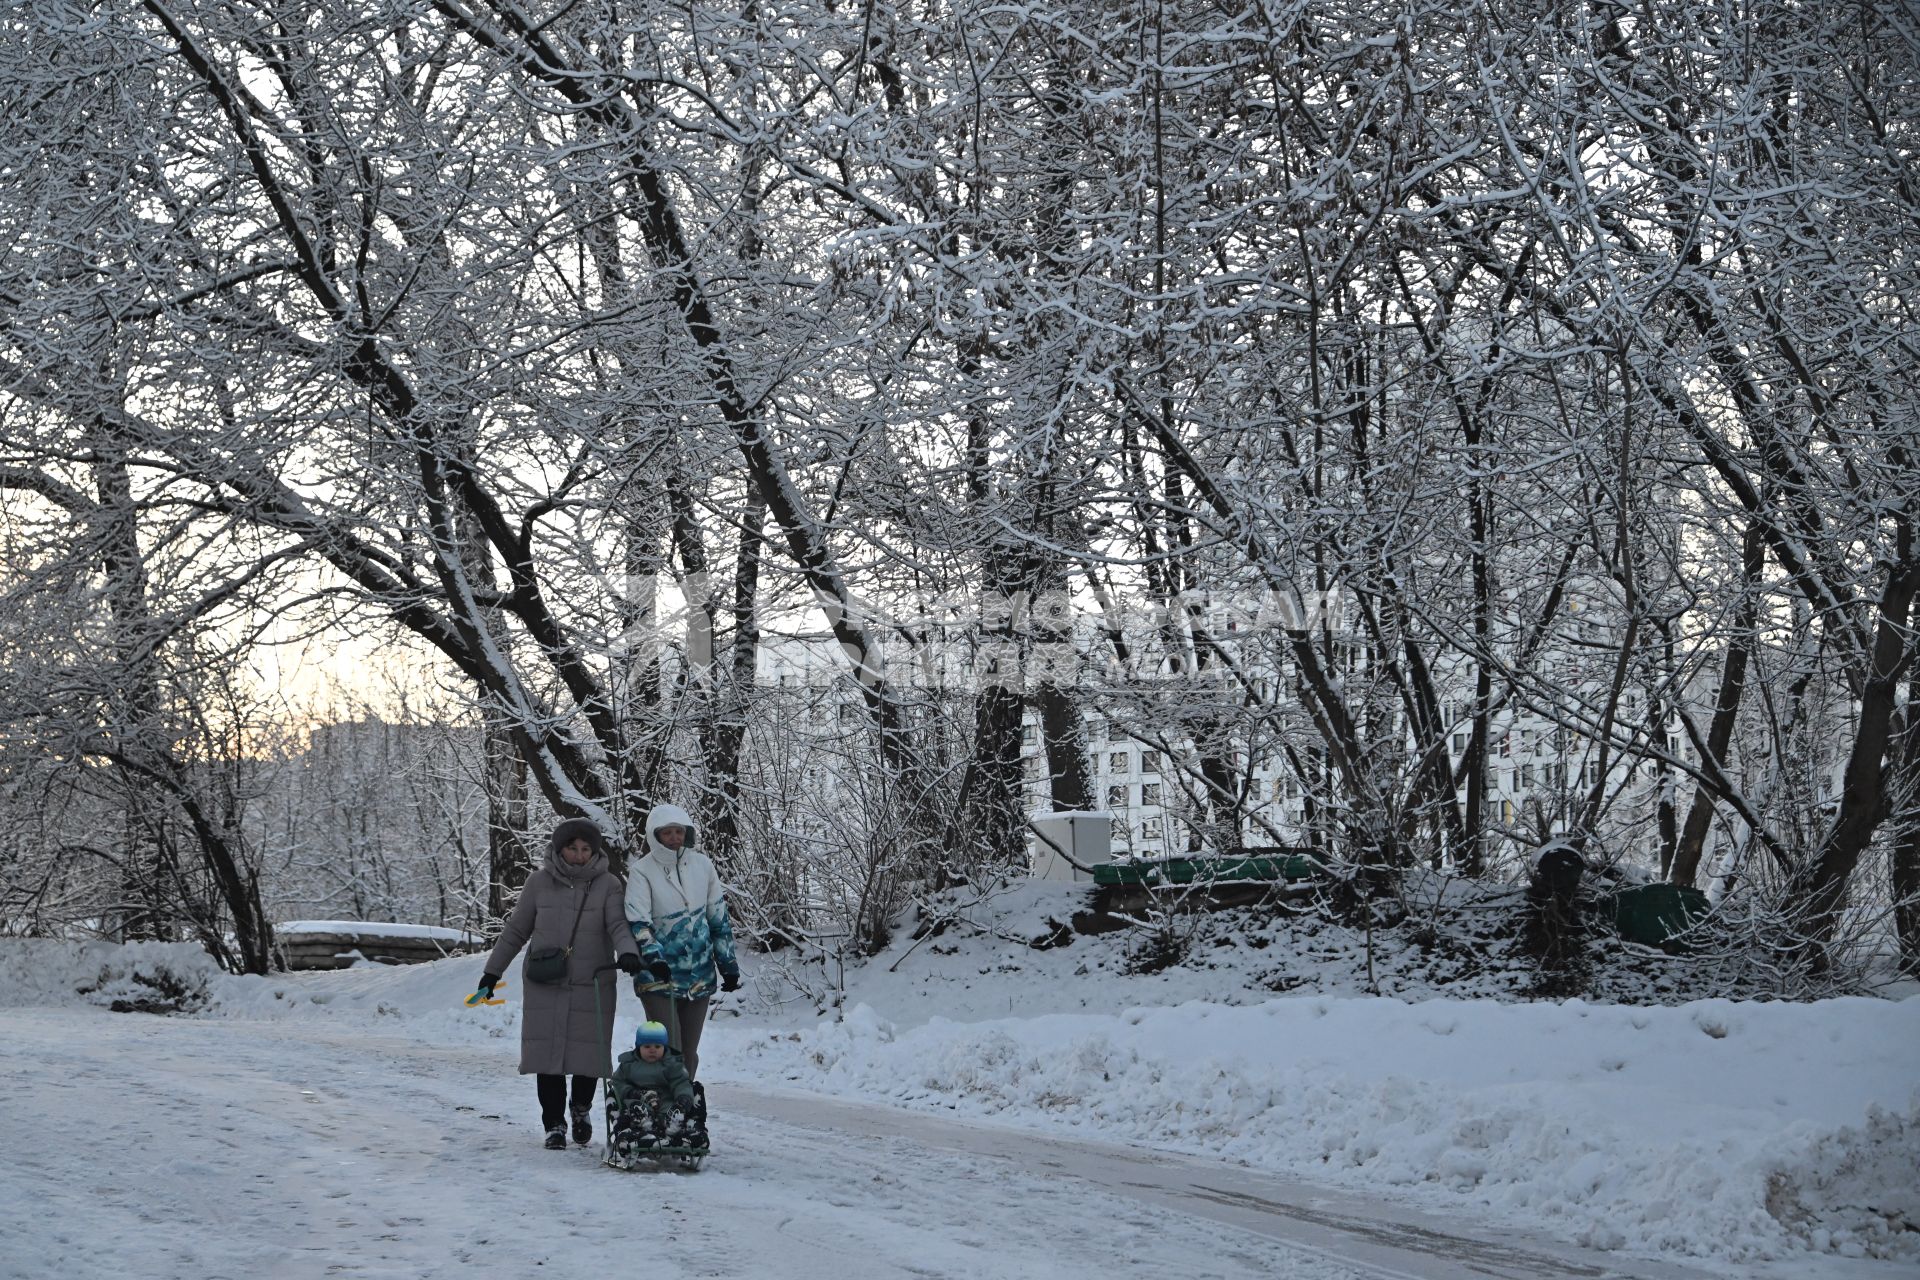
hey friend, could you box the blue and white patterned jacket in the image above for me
[624,803,739,999]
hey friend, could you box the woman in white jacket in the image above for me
[623,802,741,1079]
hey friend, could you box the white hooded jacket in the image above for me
[623,803,739,998]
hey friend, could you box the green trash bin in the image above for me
[1607,883,1710,946]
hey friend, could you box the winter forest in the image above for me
[1,0,1916,993]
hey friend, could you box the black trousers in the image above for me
[536,1074,598,1129]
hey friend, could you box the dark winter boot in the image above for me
[570,1104,593,1146]
[543,1124,567,1150]
[686,1083,709,1149]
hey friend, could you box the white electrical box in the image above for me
[1028,810,1112,882]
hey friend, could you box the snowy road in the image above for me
[2,1008,1715,1280]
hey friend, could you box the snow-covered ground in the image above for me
[3,1005,1395,1280]
[1,884,1915,1279]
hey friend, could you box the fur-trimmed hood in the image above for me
[547,818,610,882]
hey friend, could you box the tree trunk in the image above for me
[92,434,169,942]
[1652,629,1680,876]
[483,724,530,920]
[1786,559,1920,961]
[1672,523,1763,886]
[700,489,766,863]
[1892,676,1920,978]
[1031,558,1091,814]
[965,547,1030,876]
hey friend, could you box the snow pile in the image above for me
[0,938,218,1013]
[204,943,526,1052]
[1765,1104,1920,1259]
[711,994,1920,1263]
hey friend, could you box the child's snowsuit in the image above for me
[608,1049,702,1150]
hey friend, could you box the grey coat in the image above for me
[484,847,636,1077]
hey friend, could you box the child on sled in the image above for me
[607,1020,706,1156]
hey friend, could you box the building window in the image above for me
[1520,764,1534,788]
[1141,817,1162,838]
[1245,778,1262,802]
[1107,785,1128,807]
[1109,751,1129,774]
[1452,732,1467,755]
[1142,783,1161,805]
[1022,723,1037,744]
[1140,750,1160,774]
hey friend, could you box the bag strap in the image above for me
[560,876,592,956]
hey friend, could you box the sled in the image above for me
[603,1142,708,1172]
[603,1081,708,1172]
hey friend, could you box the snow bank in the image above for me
[711,995,1920,1264]
[0,938,219,1012]
[202,944,528,1056]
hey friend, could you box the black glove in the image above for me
[720,970,741,993]
[478,972,500,997]
[616,952,644,976]
[647,959,672,984]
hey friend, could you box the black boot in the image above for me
[543,1123,567,1150]
[570,1104,593,1146]
[686,1083,708,1149]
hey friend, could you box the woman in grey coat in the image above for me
[473,819,644,1149]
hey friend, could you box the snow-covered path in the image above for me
[2,1007,1722,1280]
[723,1089,1722,1280]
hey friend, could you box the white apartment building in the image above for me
[751,587,1832,874]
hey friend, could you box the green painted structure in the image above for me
[1092,851,1324,889]
[1604,883,1711,946]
